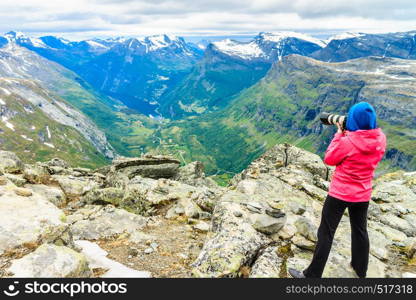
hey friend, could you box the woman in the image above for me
[289,102,386,278]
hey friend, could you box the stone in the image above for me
[249,247,282,278]
[144,248,154,254]
[27,184,66,207]
[5,174,26,187]
[23,163,51,184]
[128,248,139,257]
[294,217,318,242]
[112,155,180,179]
[372,182,416,203]
[0,189,69,254]
[69,205,148,240]
[0,176,7,186]
[7,244,91,277]
[13,187,33,197]
[193,221,210,232]
[0,151,24,174]
[250,213,286,235]
[82,187,124,206]
[192,201,269,277]
[52,175,99,199]
[292,234,316,250]
[44,158,70,169]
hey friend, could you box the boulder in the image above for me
[28,184,67,207]
[249,246,282,278]
[68,205,148,240]
[52,175,99,199]
[0,151,24,174]
[372,182,416,203]
[192,200,270,277]
[82,187,124,206]
[250,213,286,235]
[0,186,69,254]
[295,217,318,242]
[23,163,51,184]
[112,155,180,179]
[5,174,26,187]
[7,244,91,277]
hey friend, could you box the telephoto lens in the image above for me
[320,112,347,129]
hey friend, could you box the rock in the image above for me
[44,158,70,169]
[246,201,263,213]
[14,187,32,197]
[0,151,24,174]
[192,201,270,277]
[193,221,210,232]
[250,213,286,235]
[128,248,139,257]
[112,155,180,179]
[5,174,26,186]
[82,187,124,206]
[69,205,148,240]
[28,184,67,207]
[368,229,391,260]
[372,182,416,203]
[23,163,51,184]
[295,217,318,242]
[249,247,282,278]
[0,176,7,186]
[0,189,69,254]
[144,248,154,254]
[292,234,316,250]
[378,214,416,237]
[7,244,91,277]
[52,175,99,199]
[173,161,219,188]
[74,240,151,277]
[233,211,243,217]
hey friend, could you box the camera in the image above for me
[319,112,347,130]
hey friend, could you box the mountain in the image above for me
[0,39,116,167]
[312,31,416,62]
[159,32,325,118]
[150,54,416,174]
[6,32,203,116]
[0,35,165,164]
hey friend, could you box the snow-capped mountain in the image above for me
[1,32,203,115]
[211,31,325,61]
[312,31,416,62]
[159,32,325,118]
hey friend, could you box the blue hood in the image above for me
[346,102,377,132]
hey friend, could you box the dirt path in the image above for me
[97,217,207,278]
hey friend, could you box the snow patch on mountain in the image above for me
[259,32,326,48]
[213,39,264,59]
[2,116,15,131]
[327,32,365,42]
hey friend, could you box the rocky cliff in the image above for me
[0,145,414,278]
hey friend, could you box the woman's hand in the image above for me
[336,122,344,134]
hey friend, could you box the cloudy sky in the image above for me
[1,0,416,40]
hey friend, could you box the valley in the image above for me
[0,30,416,177]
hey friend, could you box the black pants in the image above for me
[303,195,370,278]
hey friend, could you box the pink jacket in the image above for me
[324,128,386,202]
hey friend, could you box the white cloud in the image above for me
[0,0,415,39]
